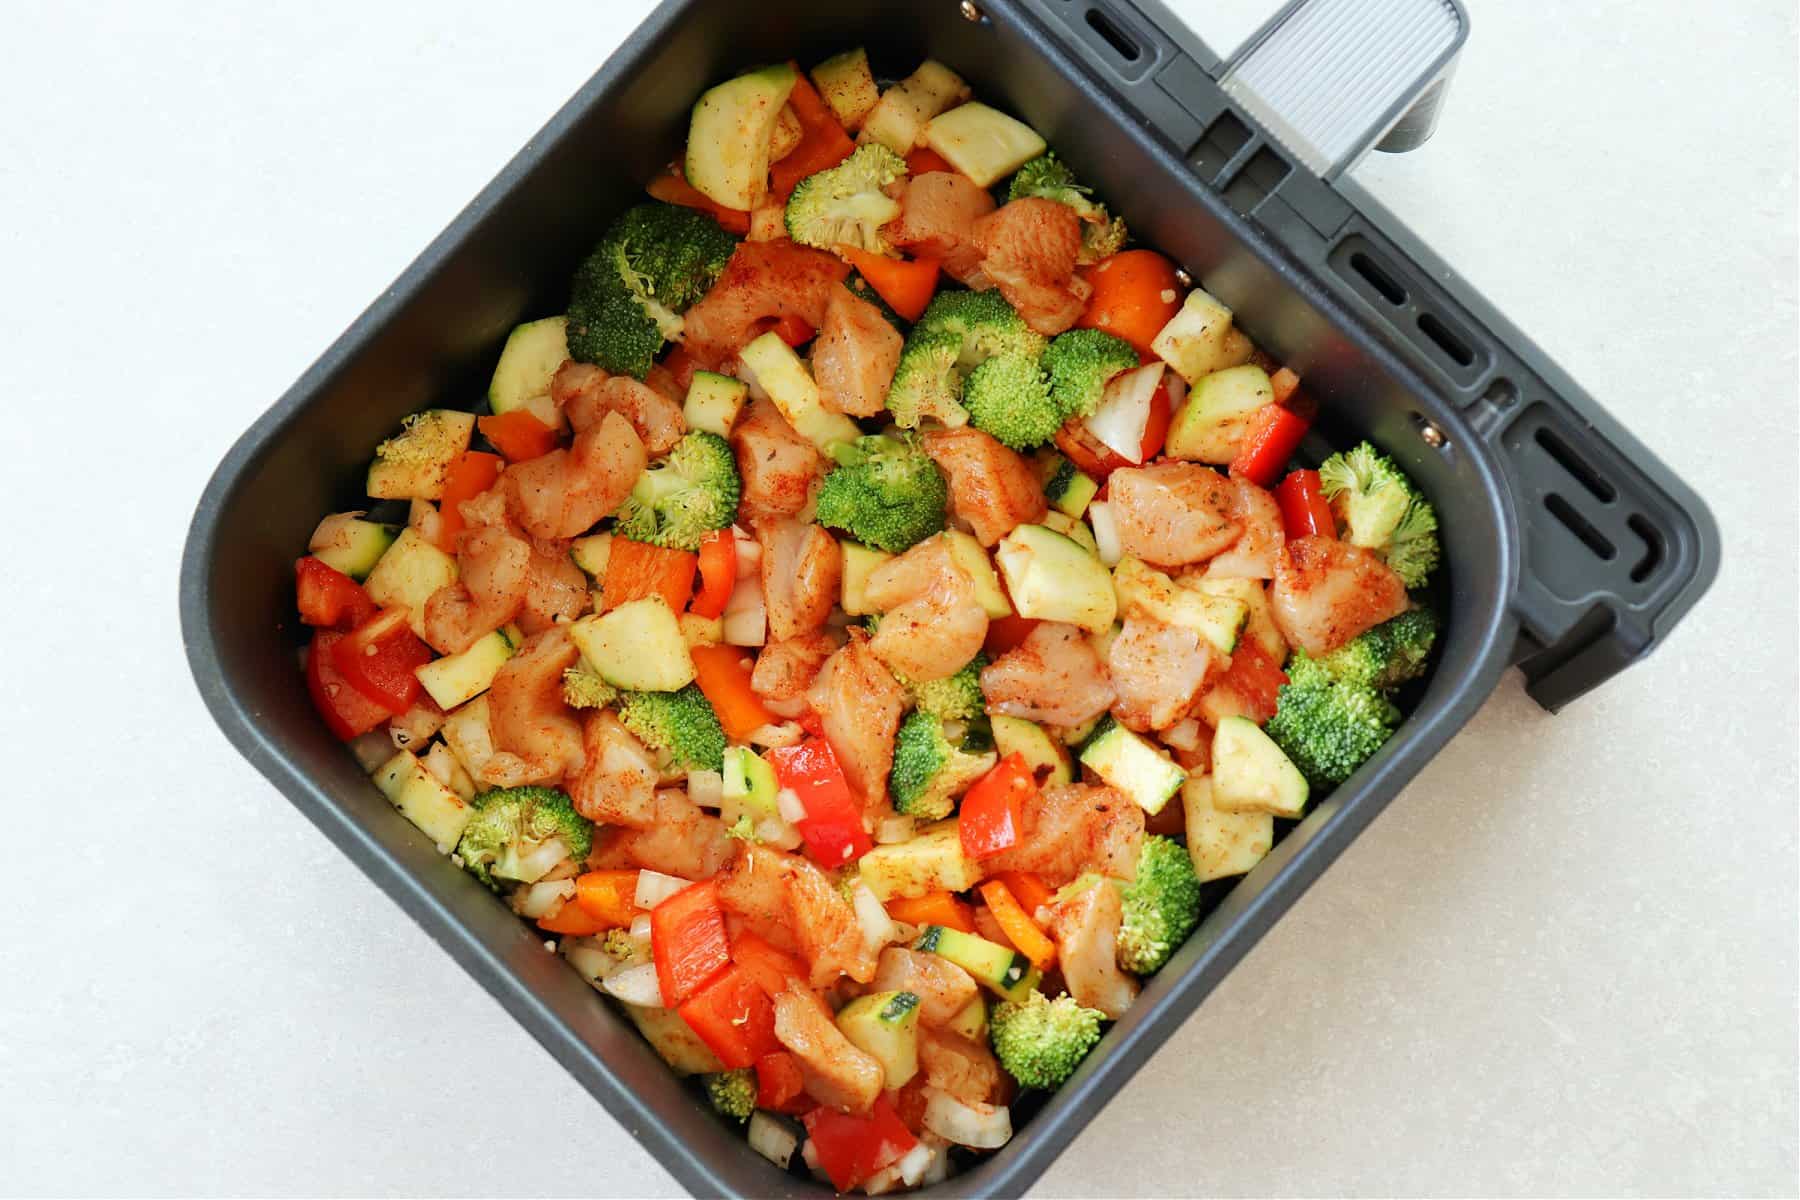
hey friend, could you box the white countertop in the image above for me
[4,1,1793,1194]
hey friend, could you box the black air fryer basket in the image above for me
[180,1,1719,1195]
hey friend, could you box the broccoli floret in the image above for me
[889,710,997,821]
[785,144,907,255]
[990,990,1104,1090]
[917,289,1047,366]
[1116,836,1202,976]
[1006,153,1129,265]
[618,683,728,772]
[964,353,1060,449]
[562,666,619,710]
[1315,607,1439,690]
[1042,329,1139,421]
[567,202,738,378]
[602,927,650,964]
[455,786,594,890]
[814,433,949,553]
[1317,441,1441,588]
[896,653,988,721]
[725,813,757,841]
[613,430,741,551]
[374,410,470,471]
[1264,655,1401,789]
[888,292,1048,430]
[703,1069,756,1123]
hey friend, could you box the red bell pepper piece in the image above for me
[959,753,1037,861]
[836,244,941,323]
[434,449,505,551]
[1275,469,1336,540]
[770,72,855,197]
[305,630,394,739]
[678,964,781,1069]
[331,607,434,712]
[650,880,732,1005]
[689,644,779,742]
[602,538,698,614]
[754,1051,813,1114]
[803,1095,918,1193]
[753,314,814,347]
[295,557,377,630]
[1231,402,1312,488]
[768,738,874,866]
[1218,639,1289,723]
[1054,418,1132,480]
[1136,375,1175,462]
[983,612,1041,657]
[687,530,738,620]
[904,146,954,176]
[478,410,559,463]
[646,167,752,234]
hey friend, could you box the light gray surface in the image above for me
[2,1,1794,1196]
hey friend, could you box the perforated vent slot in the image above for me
[1085,7,1141,62]
[1417,310,1474,368]
[1328,236,1489,384]
[1349,251,1406,305]
[1627,515,1664,583]
[1534,427,1616,503]
[1545,494,1615,560]
[1188,111,1251,182]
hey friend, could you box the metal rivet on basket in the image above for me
[1419,421,1447,448]
[1174,267,1193,287]
[959,0,983,21]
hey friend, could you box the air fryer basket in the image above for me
[179,1,1718,1195]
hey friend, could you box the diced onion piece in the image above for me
[920,1140,951,1186]
[722,604,767,647]
[724,574,763,614]
[733,530,762,573]
[561,937,616,986]
[1162,718,1202,752]
[755,816,805,851]
[800,1135,823,1172]
[876,815,916,844]
[601,962,664,1007]
[749,1111,800,1170]
[851,880,898,953]
[634,870,693,910]
[748,720,805,747]
[687,769,724,810]
[921,1087,1013,1149]
[513,879,576,919]
[895,1140,937,1187]
[776,787,807,825]
[1088,501,1123,567]
[629,913,652,942]
[1085,362,1164,464]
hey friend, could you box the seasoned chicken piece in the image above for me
[609,788,735,879]
[422,524,529,655]
[481,626,583,787]
[718,844,877,986]
[505,410,646,540]
[773,983,885,1113]
[807,632,909,811]
[921,427,1047,547]
[752,633,837,703]
[883,172,996,283]
[555,369,685,456]
[641,362,685,406]
[982,783,1144,887]
[757,519,842,643]
[863,535,989,683]
[683,241,851,368]
[730,398,825,523]
[980,622,1115,728]
[516,538,588,635]
[1270,535,1409,656]
[1045,877,1139,1020]
[872,947,979,1028]
[1108,615,1221,732]
[813,284,903,417]
[1205,477,1284,580]
[1107,462,1243,567]
[569,710,659,827]
[972,198,1091,336]
[918,1028,1007,1106]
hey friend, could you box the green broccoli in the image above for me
[1314,607,1439,690]
[455,787,595,890]
[1317,441,1441,588]
[889,710,997,821]
[1043,329,1139,420]
[964,353,1061,449]
[602,927,650,964]
[989,990,1105,1090]
[613,430,742,551]
[895,653,988,721]
[1006,153,1129,264]
[1264,654,1401,789]
[618,683,728,772]
[1116,836,1202,976]
[566,202,738,378]
[562,665,618,710]
[887,292,1047,430]
[785,144,907,254]
[703,1069,756,1123]
[814,432,949,553]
